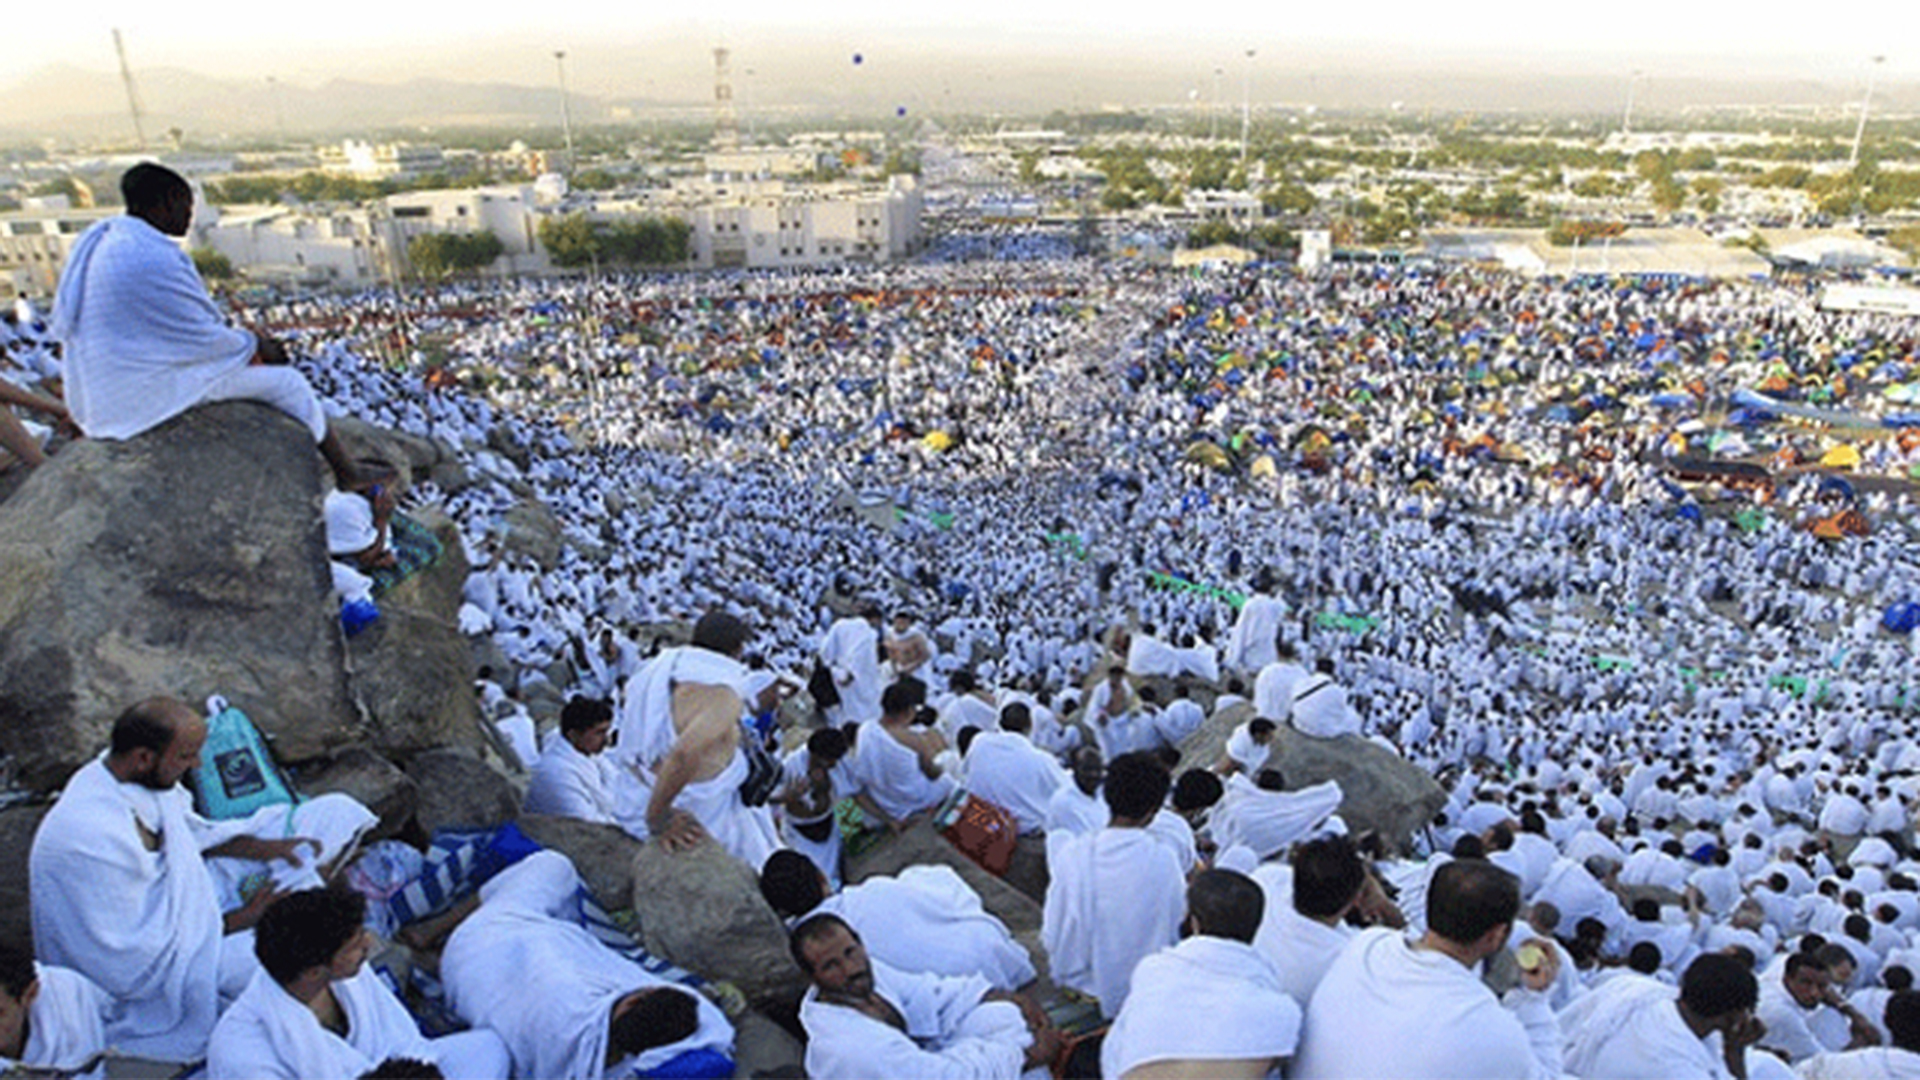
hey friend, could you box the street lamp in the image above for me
[1848,55,1888,169]
[1240,49,1256,166]
[1621,70,1644,137]
[1212,68,1224,142]
[554,50,576,177]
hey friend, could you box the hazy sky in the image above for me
[5,0,1911,95]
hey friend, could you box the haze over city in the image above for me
[2,0,1916,139]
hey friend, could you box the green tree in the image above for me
[407,232,505,277]
[190,247,236,280]
[1262,183,1316,215]
[538,213,601,268]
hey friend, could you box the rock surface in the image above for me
[515,814,646,913]
[292,746,418,840]
[0,403,359,790]
[1179,702,1446,853]
[0,805,47,955]
[346,511,482,757]
[630,838,807,1009]
[405,748,519,835]
[499,498,563,570]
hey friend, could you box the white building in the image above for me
[319,140,447,182]
[679,175,923,270]
[198,206,384,288]
[0,206,117,294]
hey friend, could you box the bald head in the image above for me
[107,697,206,791]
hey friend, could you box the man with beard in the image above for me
[30,697,364,1063]
[792,913,1060,1079]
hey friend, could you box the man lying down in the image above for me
[439,850,735,1080]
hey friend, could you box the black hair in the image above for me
[0,942,34,999]
[807,726,850,763]
[999,702,1032,734]
[1680,952,1757,1019]
[1186,870,1264,944]
[1171,769,1224,813]
[691,611,751,657]
[1104,752,1172,821]
[607,987,700,1061]
[759,850,826,918]
[1425,860,1520,946]
[560,695,614,736]
[120,162,190,217]
[254,888,369,986]
[1888,991,1920,1052]
[1292,835,1367,920]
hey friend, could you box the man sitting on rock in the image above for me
[0,943,111,1075]
[208,888,510,1080]
[29,696,375,1063]
[49,162,361,487]
[524,696,620,826]
[759,849,1037,991]
[792,912,1061,1080]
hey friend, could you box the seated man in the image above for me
[1292,860,1563,1079]
[760,850,1036,991]
[962,703,1065,836]
[0,376,76,474]
[1214,718,1277,777]
[440,851,734,1080]
[0,943,111,1075]
[209,889,509,1080]
[29,697,372,1063]
[791,913,1060,1080]
[524,696,620,825]
[771,727,854,889]
[1800,989,1920,1079]
[848,680,955,829]
[1102,870,1302,1080]
[1288,659,1360,739]
[1559,951,1763,1080]
[49,162,359,486]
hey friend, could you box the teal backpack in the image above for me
[191,696,300,820]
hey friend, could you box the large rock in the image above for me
[0,403,359,790]
[0,804,47,955]
[293,746,418,840]
[346,511,482,758]
[406,748,519,835]
[500,499,563,571]
[1179,703,1446,854]
[732,1011,806,1080]
[515,814,646,913]
[630,838,806,1009]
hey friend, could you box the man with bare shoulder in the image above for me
[640,612,783,869]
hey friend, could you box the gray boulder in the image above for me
[406,748,519,835]
[293,746,418,840]
[515,814,646,913]
[843,820,1042,939]
[1179,702,1445,854]
[499,499,563,571]
[0,804,47,955]
[0,403,359,791]
[630,838,806,1009]
[346,512,481,757]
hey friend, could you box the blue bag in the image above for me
[191,695,300,820]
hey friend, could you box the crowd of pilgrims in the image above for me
[14,250,1920,1079]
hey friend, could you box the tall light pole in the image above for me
[1848,55,1888,169]
[1240,49,1256,166]
[266,76,285,140]
[554,50,576,177]
[1211,67,1223,141]
[1621,70,1644,137]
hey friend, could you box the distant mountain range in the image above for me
[1,51,1911,146]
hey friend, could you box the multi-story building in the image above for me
[318,140,447,183]
[677,174,922,269]
[0,204,117,294]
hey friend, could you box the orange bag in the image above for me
[937,792,1019,877]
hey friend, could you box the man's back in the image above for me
[1292,928,1543,1079]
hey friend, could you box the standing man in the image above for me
[50,162,360,486]
[820,602,887,727]
[29,698,361,1062]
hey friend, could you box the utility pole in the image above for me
[112,29,148,151]
[554,50,576,177]
[1240,49,1256,166]
[1848,55,1888,169]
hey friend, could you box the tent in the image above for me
[1820,444,1862,469]
[1816,475,1857,503]
[1184,441,1232,471]
[1885,603,1920,635]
